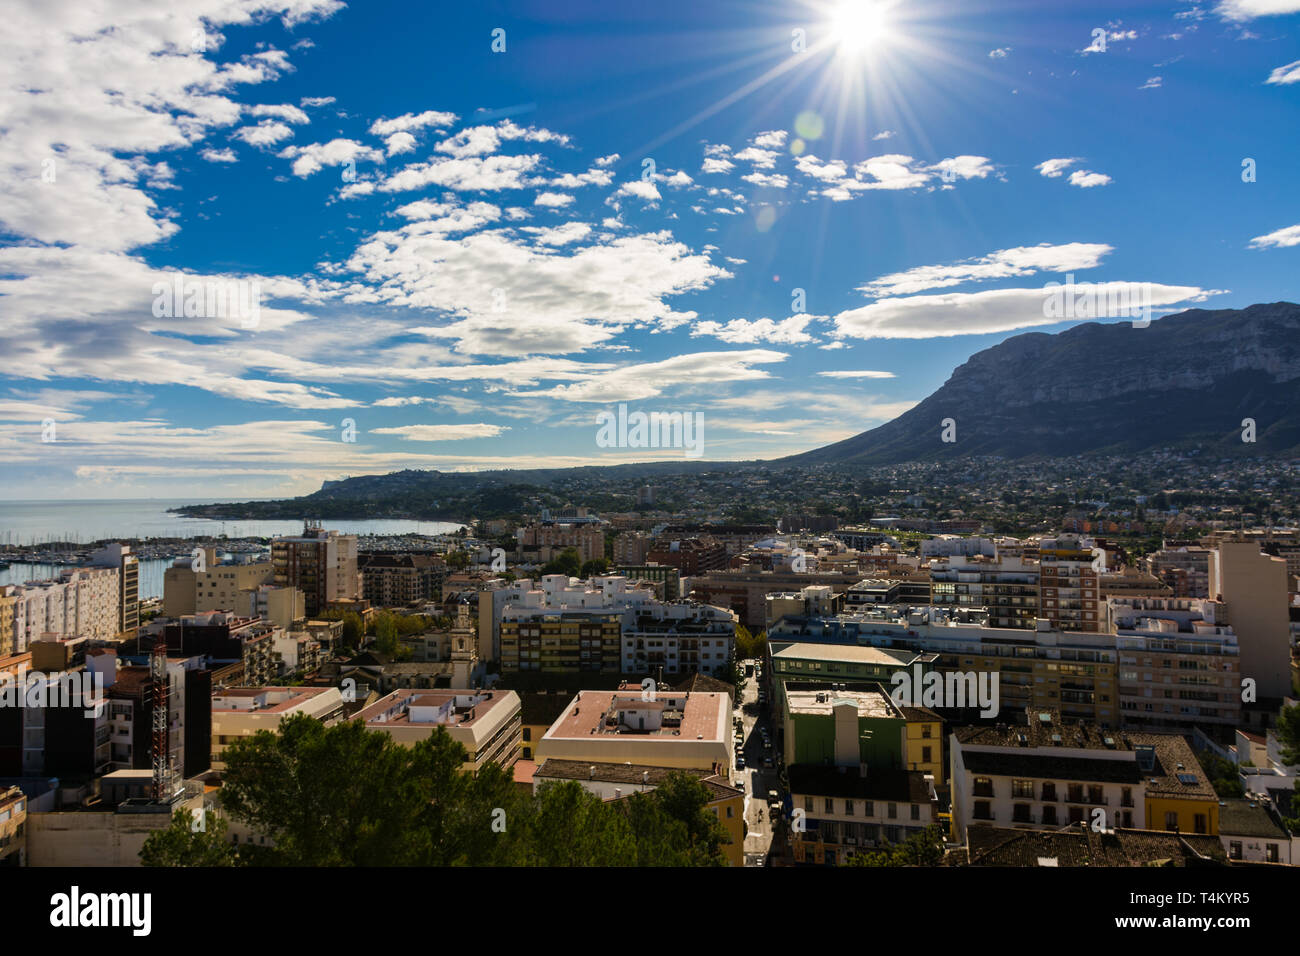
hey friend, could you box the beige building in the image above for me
[164,549,275,618]
[354,688,522,772]
[211,686,346,770]
[535,689,732,771]
[1209,541,1291,699]
[1038,535,1102,633]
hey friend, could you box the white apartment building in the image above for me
[1,565,121,652]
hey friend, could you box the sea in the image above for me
[0,499,464,599]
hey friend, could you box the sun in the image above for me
[829,0,894,57]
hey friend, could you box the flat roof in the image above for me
[772,642,915,667]
[786,688,900,719]
[545,690,726,743]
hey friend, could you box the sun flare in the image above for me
[829,0,894,57]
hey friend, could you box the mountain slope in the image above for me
[781,302,1300,465]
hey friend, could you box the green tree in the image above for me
[140,808,241,867]
[1277,701,1300,766]
[446,550,470,571]
[580,557,610,578]
[541,547,582,577]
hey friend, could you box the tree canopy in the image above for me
[141,713,732,867]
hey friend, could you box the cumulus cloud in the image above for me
[279,138,383,177]
[1036,158,1079,178]
[691,315,819,344]
[1068,169,1113,187]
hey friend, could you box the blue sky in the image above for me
[1,0,1298,499]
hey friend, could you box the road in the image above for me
[731,659,778,866]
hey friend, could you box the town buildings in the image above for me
[271,524,362,617]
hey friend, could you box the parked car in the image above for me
[736,755,746,769]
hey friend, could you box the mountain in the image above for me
[780,302,1300,466]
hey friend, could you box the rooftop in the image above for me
[544,690,727,743]
[786,686,900,719]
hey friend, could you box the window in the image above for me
[825,798,835,814]
[921,745,932,763]
[973,777,994,797]
[910,804,920,821]
[726,806,734,819]
[887,803,897,819]
[864,801,874,817]
[1013,804,1032,823]
[1041,782,1056,801]
[1041,805,1057,825]
[1165,811,1179,831]
[1012,779,1034,798]
[1193,813,1207,835]
[1266,843,1279,863]
[973,800,992,821]
[1228,841,1242,860]
[921,725,932,739]
[845,800,854,816]
[804,796,814,812]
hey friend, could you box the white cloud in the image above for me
[368,110,458,137]
[1036,158,1079,178]
[250,103,310,124]
[534,191,575,207]
[593,153,620,167]
[815,369,896,379]
[232,120,295,147]
[300,96,336,107]
[1248,223,1300,248]
[524,350,787,402]
[691,315,818,344]
[384,131,417,156]
[742,171,790,189]
[834,283,1221,340]
[611,180,662,203]
[370,423,508,441]
[376,153,542,193]
[1140,76,1163,89]
[988,47,1012,58]
[1068,169,1113,187]
[752,131,787,149]
[200,147,239,163]
[872,130,896,140]
[734,147,779,169]
[1265,60,1300,84]
[701,157,735,174]
[859,242,1114,297]
[1216,0,1300,20]
[279,138,383,177]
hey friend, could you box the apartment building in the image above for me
[160,612,277,687]
[210,685,345,770]
[949,709,1218,842]
[1037,534,1102,633]
[621,602,736,678]
[88,543,138,637]
[769,609,1121,727]
[1145,547,1212,598]
[613,531,653,566]
[0,566,121,652]
[788,765,939,865]
[516,521,605,565]
[354,688,522,772]
[101,652,212,778]
[656,524,774,558]
[646,537,728,575]
[163,549,274,618]
[271,525,362,617]
[1108,597,1241,730]
[1208,540,1292,699]
[535,689,732,771]
[250,584,305,630]
[359,552,446,607]
[930,553,1040,629]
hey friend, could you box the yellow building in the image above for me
[0,591,17,657]
[900,706,944,783]
[500,610,622,673]
[0,785,26,866]
[1130,733,1220,836]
